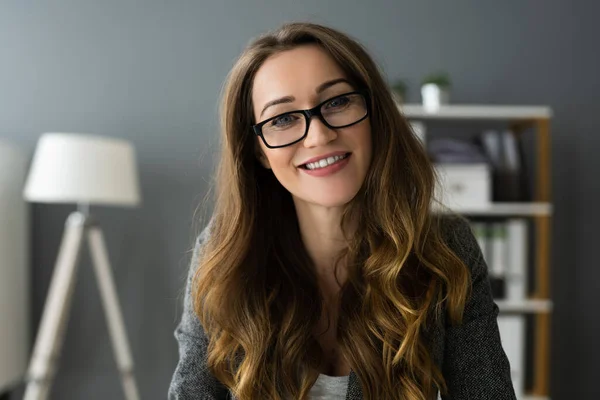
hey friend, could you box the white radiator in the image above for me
[0,139,30,392]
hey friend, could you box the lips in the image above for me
[299,152,352,177]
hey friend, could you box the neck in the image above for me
[293,197,355,289]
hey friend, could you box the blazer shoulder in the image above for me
[437,214,481,267]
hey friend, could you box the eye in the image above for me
[324,95,351,110]
[270,113,298,127]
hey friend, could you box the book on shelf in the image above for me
[470,222,489,263]
[479,130,531,202]
[470,218,530,397]
[498,315,526,397]
[490,222,508,298]
[505,219,528,300]
[469,219,530,302]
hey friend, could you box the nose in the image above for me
[302,116,337,148]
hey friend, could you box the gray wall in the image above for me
[1,1,597,399]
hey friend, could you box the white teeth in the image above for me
[304,154,348,170]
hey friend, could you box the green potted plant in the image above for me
[391,79,407,104]
[421,72,451,111]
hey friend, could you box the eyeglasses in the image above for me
[252,91,370,149]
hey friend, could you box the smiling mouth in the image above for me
[299,152,351,170]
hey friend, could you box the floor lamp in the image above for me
[22,133,142,400]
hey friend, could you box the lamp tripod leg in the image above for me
[24,212,86,400]
[86,223,140,400]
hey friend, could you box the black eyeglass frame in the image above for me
[252,90,371,149]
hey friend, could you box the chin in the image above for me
[298,191,359,208]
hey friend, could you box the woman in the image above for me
[169,22,516,400]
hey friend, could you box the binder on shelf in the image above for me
[470,221,489,264]
[479,130,530,202]
[505,219,529,300]
[498,315,526,398]
[489,222,507,299]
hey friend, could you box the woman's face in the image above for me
[251,44,372,208]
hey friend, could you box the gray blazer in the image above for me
[169,217,517,399]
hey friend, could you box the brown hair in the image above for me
[193,22,471,400]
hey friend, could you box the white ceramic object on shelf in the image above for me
[421,83,450,112]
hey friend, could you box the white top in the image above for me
[308,373,349,399]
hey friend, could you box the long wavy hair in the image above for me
[192,22,471,400]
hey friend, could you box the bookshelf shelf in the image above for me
[496,299,553,313]
[400,104,552,120]
[437,202,553,217]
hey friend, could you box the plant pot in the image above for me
[421,83,450,111]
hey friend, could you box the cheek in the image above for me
[356,125,373,162]
[264,147,297,172]
[257,139,294,171]
[365,131,373,163]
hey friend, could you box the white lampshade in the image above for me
[23,133,141,207]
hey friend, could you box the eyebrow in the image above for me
[259,78,350,118]
[316,78,349,94]
[259,96,295,118]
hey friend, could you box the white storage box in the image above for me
[434,163,491,210]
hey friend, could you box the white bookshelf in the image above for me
[496,299,553,313]
[406,103,554,397]
[400,104,553,120]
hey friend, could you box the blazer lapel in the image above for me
[346,369,363,399]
